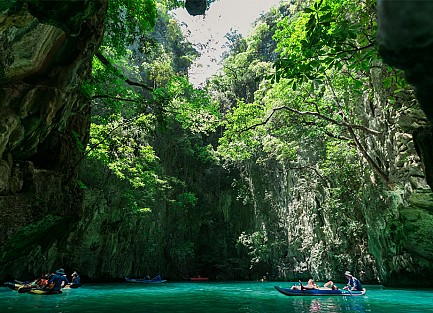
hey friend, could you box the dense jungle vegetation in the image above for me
[71,0,424,283]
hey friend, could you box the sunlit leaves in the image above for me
[273,0,377,83]
[161,77,220,134]
[87,117,160,200]
[217,99,267,161]
[105,0,158,56]
[145,49,175,87]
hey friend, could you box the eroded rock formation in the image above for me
[0,0,107,277]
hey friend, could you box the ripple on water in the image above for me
[1,282,433,313]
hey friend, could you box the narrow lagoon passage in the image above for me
[1,281,433,312]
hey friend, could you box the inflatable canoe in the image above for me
[4,282,37,293]
[274,286,366,296]
[125,277,167,283]
[29,289,62,295]
[62,284,81,289]
[4,282,22,290]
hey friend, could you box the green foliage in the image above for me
[86,115,160,203]
[0,0,15,11]
[320,139,362,198]
[164,77,220,134]
[238,230,271,267]
[218,99,266,161]
[274,0,377,83]
[105,0,158,56]
[174,192,198,209]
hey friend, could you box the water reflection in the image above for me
[291,296,367,312]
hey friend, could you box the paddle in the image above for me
[344,284,353,296]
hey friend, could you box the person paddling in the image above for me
[343,271,363,291]
[152,273,162,281]
[47,268,69,292]
[70,271,81,286]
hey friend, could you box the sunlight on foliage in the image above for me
[164,77,220,134]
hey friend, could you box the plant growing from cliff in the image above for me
[105,0,158,56]
[217,0,397,186]
[208,0,411,278]
[81,0,220,221]
[273,0,377,83]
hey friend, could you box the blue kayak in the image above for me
[274,286,366,296]
[124,277,167,284]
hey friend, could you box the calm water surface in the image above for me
[1,281,433,312]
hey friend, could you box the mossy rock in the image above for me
[407,189,433,214]
[400,207,433,260]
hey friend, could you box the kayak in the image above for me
[4,282,23,290]
[189,277,209,281]
[124,277,167,284]
[274,286,366,296]
[63,283,82,289]
[4,282,37,293]
[29,289,62,295]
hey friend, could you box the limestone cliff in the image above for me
[229,65,433,286]
[0,0,107,278]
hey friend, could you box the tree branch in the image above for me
[324,74,390,184]
[240,105,381,135]
[288,164,331,187]
[92,95,141,103]
[95,52,154,92]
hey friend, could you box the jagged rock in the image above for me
[0,0,107,279]
[377,1,433,123]
[185,0,207,16]
[0,160,10,194]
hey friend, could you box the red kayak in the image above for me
[189,277,209,281]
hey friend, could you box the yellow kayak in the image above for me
[28,289,62,295]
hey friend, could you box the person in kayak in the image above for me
[47,268,69,291]
[323,280,339,290]
[291,279,319,290]
[343,271,363,291]
[70,271,81,286]
[152,274,162,281]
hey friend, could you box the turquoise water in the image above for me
[1,281,433,312]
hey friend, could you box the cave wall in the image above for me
[374,0,433,286]
[0,0,107,278]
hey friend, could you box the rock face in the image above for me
[377,1,433,190]
[185,0,207,16]
[375,2,433,285]
[0,1,107,277]
[377,1,433,123]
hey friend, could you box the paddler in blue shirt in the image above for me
[71,271,81,285]
[48,268,69,291]
[343,271,363,291]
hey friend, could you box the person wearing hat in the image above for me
[343,271,363,291]
[70,271,81,287]
[47,268,69,292]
